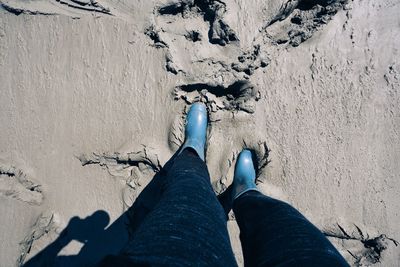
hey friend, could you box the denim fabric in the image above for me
[233,191,349,267]
[119,149,238,266]
[98,149,348,267]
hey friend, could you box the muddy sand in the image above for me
[0,0,399,266]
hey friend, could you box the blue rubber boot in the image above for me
[179,103,208,161]
[232,149,259,200]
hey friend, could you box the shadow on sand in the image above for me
[22,148,232,266]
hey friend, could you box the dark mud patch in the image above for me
[174,80,260,113]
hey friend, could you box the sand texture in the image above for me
[0,0,399,266]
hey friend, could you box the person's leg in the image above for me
[121,148,237,266]
[104,103,237,266]
[233,191,349,267]
[231,150,349,267]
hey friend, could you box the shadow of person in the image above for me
[23,150,181,267]
[23,148,231,266]
[22,209,129,267]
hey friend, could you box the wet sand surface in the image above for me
[0,0,399,266]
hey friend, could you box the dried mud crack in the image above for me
[144,0,347,109]
[0,0,112,16]
[0,2,56,15]
[55,0,112,15]
[157,0,239,46]
[18,212,56,266]
[78,146,162,210]
[324,223,399,266]
[0,163,43,205]
[266,0,348,46]
[77,146,162,177]
[144,25,169,49]
[174,80,260,113]
[231,45,270,75]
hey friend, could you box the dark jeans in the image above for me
[99,149,349,266]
